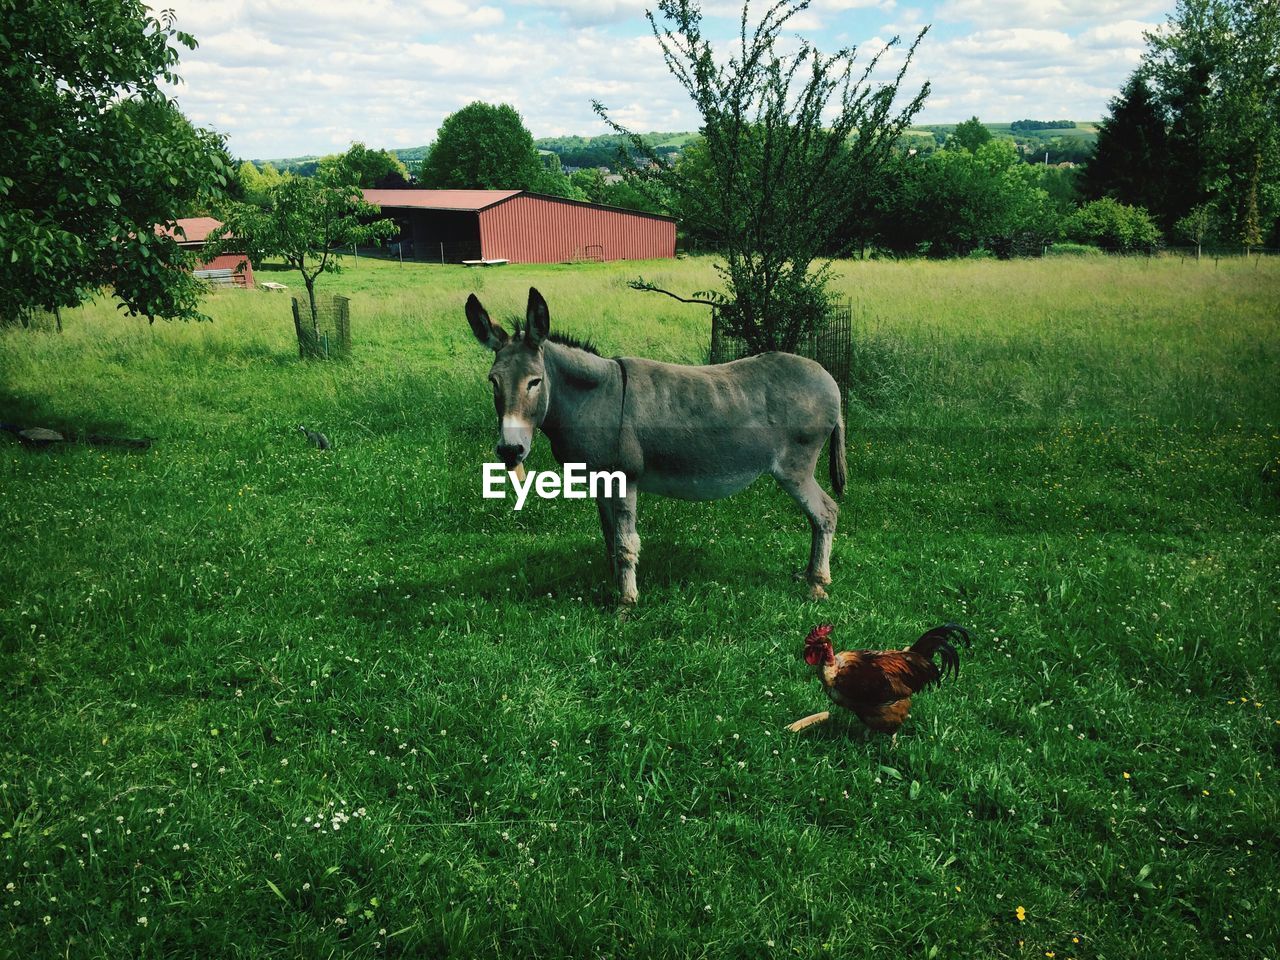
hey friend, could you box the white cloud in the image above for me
[1078,20,1154,50]
[943,28,1074,62]
[937,0,1166,28]
[513,0,649,26]
[153,1,1171,158]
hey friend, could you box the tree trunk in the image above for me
[305,277,319,337]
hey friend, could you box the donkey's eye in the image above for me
[527,378,542,391]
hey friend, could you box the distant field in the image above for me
[2,256,1277,957]
[910,122,1100,139]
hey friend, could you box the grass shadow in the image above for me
[0,387,154,447]
[341,535,736,624]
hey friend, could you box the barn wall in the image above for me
[477,195,675,263]
[196,252,254,287]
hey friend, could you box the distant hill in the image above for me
[910,121,1100,140]
[255,147,429,177]
[254,122,1099,175]
[534,132,697,170]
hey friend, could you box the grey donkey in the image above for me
[467,287,846,606]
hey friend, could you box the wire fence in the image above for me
[709,301,853,403]
[677,239,1280,261]
[291,294,350,360]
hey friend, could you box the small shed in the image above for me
[363,190,676,264]
[157,217,255,288]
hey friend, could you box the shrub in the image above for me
[1062,198,1162,252]
[1046,242,1106,257]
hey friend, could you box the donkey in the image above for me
[467,287,846,606]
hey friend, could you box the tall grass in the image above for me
[1,255,1277,958]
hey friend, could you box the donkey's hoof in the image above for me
[616,596,637,620]
[808,582,829,601]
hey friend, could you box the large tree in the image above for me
[1087,0,1280,243]
[321,143,411,189]
[1080,72,1170,216]
[422,102,564,194]
[596,0,929,353]
[0,0,231,324]
[950,116,993,153]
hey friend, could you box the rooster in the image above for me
[787,623,970,737]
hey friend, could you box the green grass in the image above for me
[2,255,1278,958]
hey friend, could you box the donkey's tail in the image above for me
[829,412,847,497]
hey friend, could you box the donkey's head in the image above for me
[466,287,553,469]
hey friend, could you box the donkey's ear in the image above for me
[466,293,508,351]
[525,287,550,346]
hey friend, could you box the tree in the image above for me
[237,161,288,206]
[528,152,582,199]
[570,168,610,203]
[950,116,992,152]
[1142,0,1280,239]
[1080,72,1170,215]
[421,102,550,192]
[1062,198,1162,252]
[1175,202,1217,258]
[321,143,411,189]
[207,162,395,335]
[596,0,929,353]
[877,140,1056,257]
[0,0,232,324]
[1038,165,1081,216]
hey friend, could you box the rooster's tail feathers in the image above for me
[909,623,970,682]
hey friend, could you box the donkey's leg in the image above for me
[611,487,641,607]
[596,497,617,578]
[774,462,838,600]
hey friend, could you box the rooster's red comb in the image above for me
[805,624,834,645]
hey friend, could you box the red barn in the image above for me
[157,217,255,288]
[363,190,675,264]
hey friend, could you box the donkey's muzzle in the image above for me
[497,443,525,469]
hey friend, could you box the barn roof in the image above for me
[363,189,676,222]
[155,217,225,245]
[363,189,522,212]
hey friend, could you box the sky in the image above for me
[157,0,1176,161]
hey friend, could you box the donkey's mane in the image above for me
[510,319,600,356]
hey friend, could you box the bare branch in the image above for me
[628,279,720,307]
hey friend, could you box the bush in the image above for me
[1046,242,1106,257]
[871,141,1059,259]
[1062,198,1162,252]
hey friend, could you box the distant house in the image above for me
[156,217,255,288]
[363,189,675,264]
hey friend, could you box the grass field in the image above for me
[2,255,1278,958]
